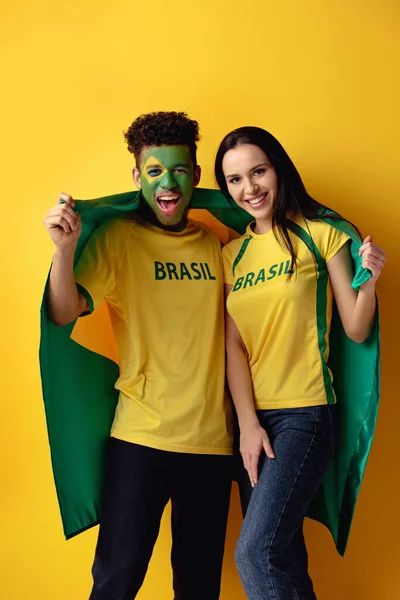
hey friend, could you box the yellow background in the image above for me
[1,0,399,598]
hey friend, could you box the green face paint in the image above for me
[140,145,195,227]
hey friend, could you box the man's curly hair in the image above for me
[124,111,200,166]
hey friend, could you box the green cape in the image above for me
[39,189,380,555]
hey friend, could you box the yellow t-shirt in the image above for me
[222,216,350,409]
[74,216,232,455]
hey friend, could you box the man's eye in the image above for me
[174,168,187,174]
[147,169,162,177]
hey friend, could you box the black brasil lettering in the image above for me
[232,260,293,291]
[154,261,217,281]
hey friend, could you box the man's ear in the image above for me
[193,165,201,188]
[133,166,142,189]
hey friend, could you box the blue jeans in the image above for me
[235,405,338,600]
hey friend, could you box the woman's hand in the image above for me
[240,422,275,487]
[359,235,386,289]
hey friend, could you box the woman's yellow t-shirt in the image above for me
[222,216,350,410]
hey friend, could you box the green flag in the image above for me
[39,188,379,555]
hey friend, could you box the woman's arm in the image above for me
[327,235,386,343]
[225,284,275,486]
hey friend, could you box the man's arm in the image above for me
[44,193,88,326]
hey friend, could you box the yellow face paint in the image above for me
[142,156,167,184]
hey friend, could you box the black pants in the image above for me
[89,438,232,600]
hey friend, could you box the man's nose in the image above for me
[160,171,175,189]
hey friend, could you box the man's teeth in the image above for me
[158,196,179,202]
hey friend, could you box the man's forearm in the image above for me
[48,247,85,326]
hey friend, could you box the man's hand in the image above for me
[44,193,81,249]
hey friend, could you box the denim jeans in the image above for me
[235,405,338,600]
[89,438,232,600]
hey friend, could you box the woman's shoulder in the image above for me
[222,231,251,260]
[292,211,359,236]
[292,213,335,231]
[291,214,352,261]
[292,213,354,240]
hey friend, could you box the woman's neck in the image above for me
[253,216,273,235]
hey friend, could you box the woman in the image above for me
[215,127,385,600]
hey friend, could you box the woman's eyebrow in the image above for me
[226,163,269,178]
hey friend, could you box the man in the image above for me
[44,112,232,599]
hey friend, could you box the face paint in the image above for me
[139,145,195,227]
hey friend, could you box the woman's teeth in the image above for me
[247,193,267,205]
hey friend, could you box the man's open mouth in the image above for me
[156,194,181,215]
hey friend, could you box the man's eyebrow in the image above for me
[145,163,164,169]
[226,163,269,178]
[145,162,190,170]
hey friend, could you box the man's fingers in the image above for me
[56,216,72,234]
[45,215,72,233]
[58,209,79,232]
[58,216,74,233]
[59,202,78,217]
[58,193,74,207]
[47,204,78,220]
[45,213,74,232]
[46,205,80,230]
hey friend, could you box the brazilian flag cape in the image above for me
[39,188,380,556]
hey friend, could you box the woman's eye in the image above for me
[229,177,240,184]
[254,168,266,176]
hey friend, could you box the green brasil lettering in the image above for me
[232,260,293,292]
[155,261,216,281]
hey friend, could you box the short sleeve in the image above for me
[222,245,234,285]
[74,220,123,312]
[312,221,350,263]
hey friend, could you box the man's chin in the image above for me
[154,204,189,228]
[140,195,191,229]
[157,213,185,229]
